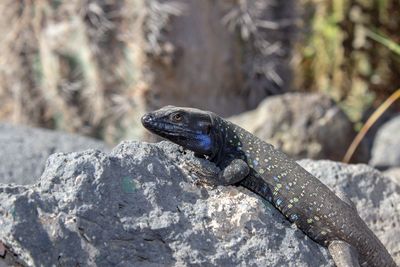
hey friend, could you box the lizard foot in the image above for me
[218,159,250,185]
[328,240,360,267]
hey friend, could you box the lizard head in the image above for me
[141,106,220,158]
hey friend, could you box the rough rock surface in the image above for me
[0,141,398,266]
[383,167,400,186]
[370,115,400,168]
[0,123,109,185]
[0,141,331,266]
[229,93,369,162]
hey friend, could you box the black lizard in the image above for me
[141,105,396,267]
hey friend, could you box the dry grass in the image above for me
[343,89,400,163]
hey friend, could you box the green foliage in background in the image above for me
[295,0,400,126]
[367,30,400,56]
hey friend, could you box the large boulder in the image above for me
[229,93,369,162]
[370,115,400,169]
[0,123,109,185]
[0,141,398,266]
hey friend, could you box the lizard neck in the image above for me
[209,116,228,165]
[209,118,251,167]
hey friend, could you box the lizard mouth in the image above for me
[141,115,200,138]
[141,111,215,157]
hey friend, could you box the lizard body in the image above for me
[141,106,396,267]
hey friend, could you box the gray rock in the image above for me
[0,141,332,266]
[298,159,400,264]
[0,123,110,185]
[383,167,400,186]
[0,141,397,266]
[229,93,369,162]
[370,115,400,168]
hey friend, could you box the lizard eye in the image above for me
[171,113,183,122]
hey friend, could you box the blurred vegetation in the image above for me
[294,0,400,127]
[0,0,398,143]
[0,0,144,143]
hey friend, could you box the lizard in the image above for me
[141,105,397,267]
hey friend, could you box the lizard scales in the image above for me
[142,106,396,267]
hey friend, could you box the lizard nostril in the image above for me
[141,114,154,125]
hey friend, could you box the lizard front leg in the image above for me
[217,159,250,185]
[184,159,249,186]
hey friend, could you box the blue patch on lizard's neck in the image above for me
[195,134,212,150]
